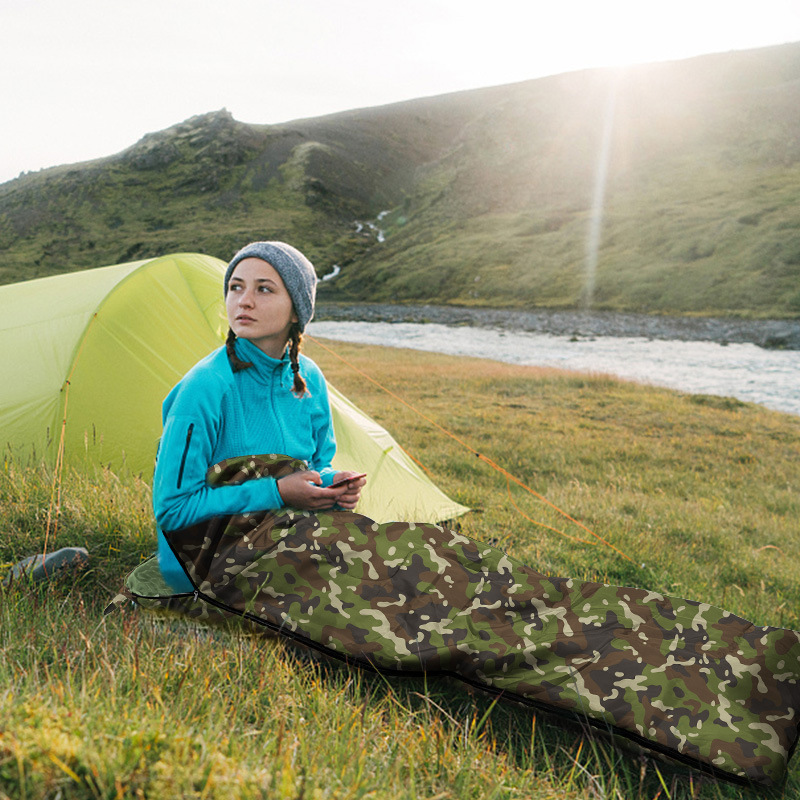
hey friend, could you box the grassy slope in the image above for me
[2,342,799,798]
[0,97,483,284]
[0,113,359,283]
[332,46,800,316]
[2,44,800,316]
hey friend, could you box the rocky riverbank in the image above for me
[316,303,800,350]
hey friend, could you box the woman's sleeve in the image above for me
[152,378,284,532]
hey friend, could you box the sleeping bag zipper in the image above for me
[176,423,194,489]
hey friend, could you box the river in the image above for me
[307,312,800,417]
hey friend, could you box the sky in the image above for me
[2,0,800,185]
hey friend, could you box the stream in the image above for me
[309,305,800,416]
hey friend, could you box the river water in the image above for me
[307,320,800,417]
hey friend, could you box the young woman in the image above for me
[153,241,366,592]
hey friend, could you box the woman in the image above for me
[153,241,366,592]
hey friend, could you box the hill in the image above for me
[1,42,800,316]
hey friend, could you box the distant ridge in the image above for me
[1,41,799,317]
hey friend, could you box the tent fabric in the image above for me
[108,453,800,788]
[0,254,468,524]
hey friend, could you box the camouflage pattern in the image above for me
[108,454,800,787]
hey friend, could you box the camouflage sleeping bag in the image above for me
[107,454,800,787]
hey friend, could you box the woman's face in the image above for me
[226,257,298,358]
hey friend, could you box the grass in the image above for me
[2,340,800,798]
[330,160,800,317]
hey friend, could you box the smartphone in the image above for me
[329,472,367,489]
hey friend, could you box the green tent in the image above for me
[0,253,468,523]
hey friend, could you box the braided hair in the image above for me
[288,322,307,397]
[225,328,253,372]
[225,325,307,397]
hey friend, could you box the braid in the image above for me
[225,328,253,372]
[288,323,307,397]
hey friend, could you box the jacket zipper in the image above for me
[176,423,194,489]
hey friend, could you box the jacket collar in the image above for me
[233,337,291,385]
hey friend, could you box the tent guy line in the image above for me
[45,312,100,557]
[307,335,637,564]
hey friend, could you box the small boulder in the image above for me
[3,547,89,586]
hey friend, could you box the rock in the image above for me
[3,546,89,586]
[315,303,800,350]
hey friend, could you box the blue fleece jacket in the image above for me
[153,337,337,592]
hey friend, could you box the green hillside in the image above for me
[2,42,799,316]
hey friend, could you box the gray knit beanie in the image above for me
[224,241,317,331]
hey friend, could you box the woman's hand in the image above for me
[276,470,365,511]
[330,471,367,510]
